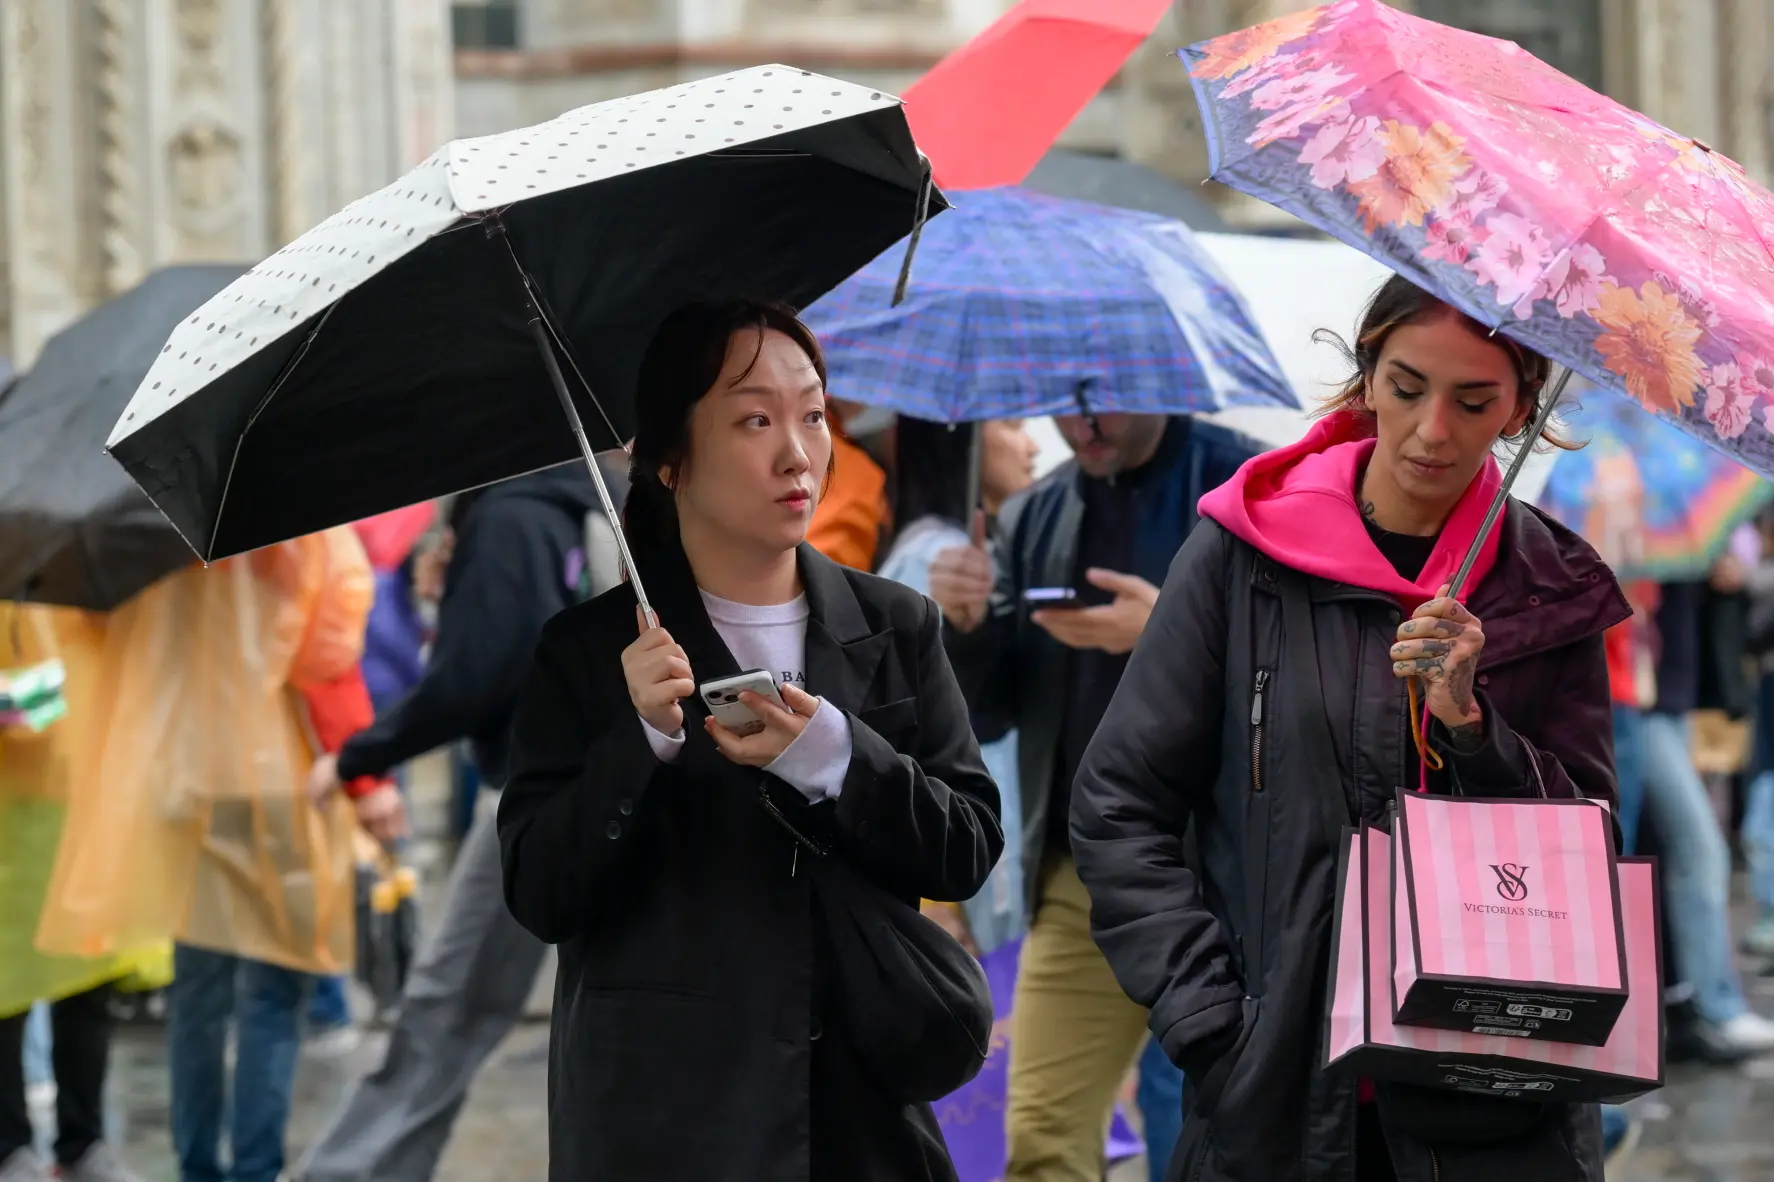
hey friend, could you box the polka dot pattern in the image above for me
[109,64,904,449]
[107,149,459,447]
[446,65,894,213]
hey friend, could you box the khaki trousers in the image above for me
[1006,853,1151,1182]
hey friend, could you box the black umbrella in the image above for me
[106,65,942,622]
[0,265,246,608]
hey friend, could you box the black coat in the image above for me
[1071,504,1629,1182]
[498,542,1003,1182]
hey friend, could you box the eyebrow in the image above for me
[1389,360,1501,391]
[724,380,826,397]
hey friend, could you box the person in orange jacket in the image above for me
[805,401,889,571]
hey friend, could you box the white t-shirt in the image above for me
[641,591,854,802]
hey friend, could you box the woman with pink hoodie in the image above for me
[1069,275,1629,1182]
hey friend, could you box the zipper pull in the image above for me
[1250,669,1270,726]
[792,845,799,878]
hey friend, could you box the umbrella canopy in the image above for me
[802,187,1295,423]
[1535,378,1773,580]
[107,66,939,563]
[903,0,1173,190]
[1184,0,1774,479]
[0,265,245,608]
[1022,148,1230,230]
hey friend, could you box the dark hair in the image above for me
[891,418,976,532]
[624,299,834,547]
[1314,274,1574,451]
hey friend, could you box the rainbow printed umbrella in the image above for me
[1536,378,1773,580]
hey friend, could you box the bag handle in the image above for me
[1272,562,1358,852]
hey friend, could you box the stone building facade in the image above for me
[0,0,453,366]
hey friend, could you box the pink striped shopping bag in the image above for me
[1391,793,1627,1046]
[1324,825,1662,1103]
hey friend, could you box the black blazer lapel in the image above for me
[797,545,889,716]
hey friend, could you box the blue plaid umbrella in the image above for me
[802,186,1295,423]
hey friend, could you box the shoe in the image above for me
[56,1144,142,1182]
[1716,1011,1774,1053]
[1665,999,1755,1065]
[1745,916,1774,958]
[0,1149,50,1182]
[1601,1105,1641,1172]
[303,1024,362,1058]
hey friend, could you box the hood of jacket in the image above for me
[1197,411,1504,611]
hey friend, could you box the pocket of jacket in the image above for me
[1241,727,1272,998]
[1191,995,1260,1121]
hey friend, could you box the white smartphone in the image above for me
[698,669,787,736]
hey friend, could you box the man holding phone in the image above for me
[932,409,1257,1182]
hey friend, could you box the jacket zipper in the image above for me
[1250,669,1270,791]
[1430,1148,1441,1181]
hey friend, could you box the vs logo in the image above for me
[1491,863,1530,902]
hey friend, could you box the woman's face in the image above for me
[1362,312,1532,511]
[667,326,832,555]
[980,419,1039,511]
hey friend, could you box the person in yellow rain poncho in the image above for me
[35,527,372,1182]
[0,603,159,1182]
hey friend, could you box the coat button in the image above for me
[1478,674,1490,686]
[810,1017,823,1041]
[618,798,633,816]
[605,822,621,840]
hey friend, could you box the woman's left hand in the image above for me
[1391,583,1486,731]
[706,682,821,767]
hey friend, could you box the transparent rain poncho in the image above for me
[34,528,373,976]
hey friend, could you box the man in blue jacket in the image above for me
[932,409,1256,1182]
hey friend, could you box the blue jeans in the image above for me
[1612,706,1646,855]
[1745,772,1774,913]
[1135,1037,1183,1182]
[1640,713,1747,1024]
[1743,674,1774,911]
[168,944,312,1182]
[308,975,351,1031]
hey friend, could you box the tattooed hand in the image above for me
[1390,582,1486,736]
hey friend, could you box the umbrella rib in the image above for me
[210,303,337,559]
[483,220,624,445]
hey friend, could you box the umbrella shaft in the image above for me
[523,315,656,628]
[1445,366,1575,601]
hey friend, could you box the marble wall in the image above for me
[0,0,453,366]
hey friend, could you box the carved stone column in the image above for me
[152,0,271,263]
[0,1,98,365]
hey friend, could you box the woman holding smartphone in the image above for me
[497,300,1002,1182]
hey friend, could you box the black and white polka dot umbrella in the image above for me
[106,65,939,613]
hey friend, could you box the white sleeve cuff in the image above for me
[765,698,853,803]
[640,715,686,763]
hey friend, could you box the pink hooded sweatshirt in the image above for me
[1196,411,1504,611]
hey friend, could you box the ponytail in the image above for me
[622,465,679,555]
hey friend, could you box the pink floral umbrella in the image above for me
[1183,0,1774,487]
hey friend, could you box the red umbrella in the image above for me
[350,502,436,571]
[902,0,1172,190]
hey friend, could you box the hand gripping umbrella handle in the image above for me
[523,315,658,629]
[1444,365,1575,602]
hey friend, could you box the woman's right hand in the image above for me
[622,606,694,736]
